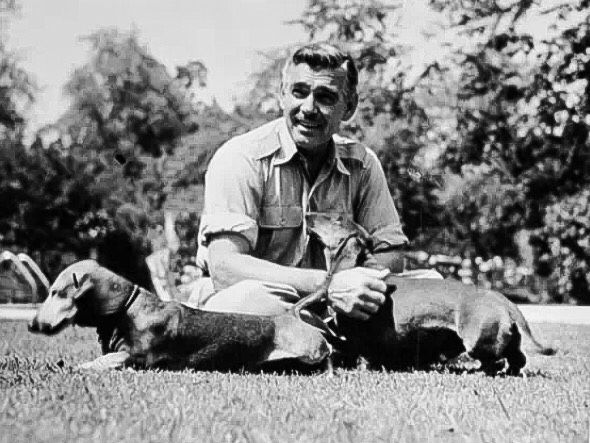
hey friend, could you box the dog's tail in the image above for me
[511,304,556,356]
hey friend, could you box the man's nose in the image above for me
[300,94,317,114]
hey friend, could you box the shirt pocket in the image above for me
[259,205,303,229]
[256,205,303,262]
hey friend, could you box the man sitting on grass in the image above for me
[188,43,440,321]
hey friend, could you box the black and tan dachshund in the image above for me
[294,214,555,375]
[29,260,330,371]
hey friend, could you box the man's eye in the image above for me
[316,92,338,106]
[292,88,308,99]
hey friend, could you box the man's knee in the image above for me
[229,279,270,297]
[198,279,299,316]
[395,269,444,280]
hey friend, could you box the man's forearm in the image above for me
[210,251,327,295]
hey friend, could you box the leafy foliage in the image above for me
[430,0,590,300]
[437,1,590,194]
[171,102,269,190]
[0,2,76,259]
[0,140,112,252]
[61,32,205,211]
[531,189,590,304]
[62,29,201,160]
[0,45,34,141]
[1,27,208,281]
[0,0,35,142]
[432,164,526,257]
[2,0,589,301]
[56,28,206,234]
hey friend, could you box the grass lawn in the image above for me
[0,320,588,443]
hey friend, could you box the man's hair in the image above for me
[282,43,359,96]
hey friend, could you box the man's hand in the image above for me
[327,267,389,321]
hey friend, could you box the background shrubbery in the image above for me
[1,0,589,303]
[531,190,590,304]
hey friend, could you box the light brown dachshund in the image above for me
[295,214,555,375]
[29,260,330,371]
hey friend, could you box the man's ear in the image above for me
[343,90,358,122]
[278,81,286,111]
[72,273,94,300]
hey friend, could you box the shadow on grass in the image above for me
[379,363,555,379]
[1,352,555,379]
[325,354,556,378]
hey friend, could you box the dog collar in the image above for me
[122,285,141,311]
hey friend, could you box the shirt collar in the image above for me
[272,117,351,176]
[275,118,298,165]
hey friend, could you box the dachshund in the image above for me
[29,260,330,372]
[293,213,555,375]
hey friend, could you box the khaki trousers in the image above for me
[184,268,443,316]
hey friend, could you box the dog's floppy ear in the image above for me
[72,273,94,300]
[350,221,375,250]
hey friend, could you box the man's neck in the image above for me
[298,143,331,185]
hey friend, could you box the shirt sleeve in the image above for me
[356,147,409,250]
[199,140,262,251]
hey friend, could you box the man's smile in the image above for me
[295,119,322,130]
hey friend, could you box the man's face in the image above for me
[280,62,356,153]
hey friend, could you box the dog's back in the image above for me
[164,305,277,370]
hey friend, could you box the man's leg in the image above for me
[394,269,444,279]
[185,278,300,316]
[184,267,443,315]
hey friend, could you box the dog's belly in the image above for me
[386,279,509,366]
[338,278,519,368]
[392,326,466,367]
[379,295,458,366]
[128,305,278,370]
[369,279,468,367]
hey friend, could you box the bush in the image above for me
[531,189,590,304]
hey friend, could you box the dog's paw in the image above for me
[76,352,130,371]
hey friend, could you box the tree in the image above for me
[0,136,118,280]
[46,29,213,283]
[531,189,590,304]
[54,28,205,218]
[51,28,209,226]
[0,0,35,142]
[0,0,44,254]
[433,0,590,195]
[62,29,201,157]
[430,0,590,299]
[0,26,209,281]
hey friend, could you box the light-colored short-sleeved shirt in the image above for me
[196,117,408,272]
